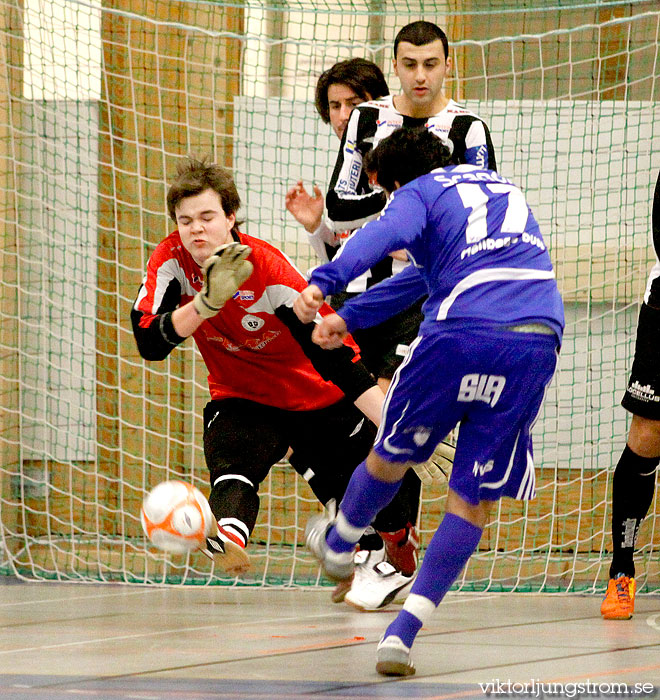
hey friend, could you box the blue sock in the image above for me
[385,512,483,648]
[326,460,402,553]
[384,610,423,648]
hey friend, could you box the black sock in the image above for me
[208,478,260,545]
[609,445,658,579]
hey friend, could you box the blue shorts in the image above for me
[374,325,559,505]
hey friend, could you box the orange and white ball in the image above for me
[141,480,215,553]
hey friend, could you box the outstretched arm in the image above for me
[337,265,427,332]
[306,187,427,301]
[309,266,427,344]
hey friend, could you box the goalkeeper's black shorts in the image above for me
[621,302,660,420]
[202,395,376,496]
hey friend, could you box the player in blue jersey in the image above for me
[312,22,494,610]
[294,127,564,676]
[285,57,447,610]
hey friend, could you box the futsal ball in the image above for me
[141,480,215,554]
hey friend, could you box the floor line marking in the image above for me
[0,588,161,608]
[0,611,347,656]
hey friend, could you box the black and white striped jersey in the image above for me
[325,95,497,292]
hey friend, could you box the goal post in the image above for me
[1,0,659,591]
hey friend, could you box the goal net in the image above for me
[1,0,659,592]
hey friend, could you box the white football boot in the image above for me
[345,548,415,611]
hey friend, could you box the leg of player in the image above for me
[200,399,288,576]
[602,300,660,619]
[347,473,419,612]
[601,413,659,620]
[288,398,391,604]
[346,434,456,611]
[289,452,379,604]
[289,450,356,601]
[374,471,420,576]
[358,328,556,675]
[303,410,452,613]
[305,451,409,582]
[375,355,422,580]
[376,489,490,676]
[201,475,256,575]
[345,361,421,610]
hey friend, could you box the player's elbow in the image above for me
[131,318,176,361]
[135,341,172,362]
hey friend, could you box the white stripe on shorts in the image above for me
[376,335,423,454]
[481,430,520,491]
[515,450,536,500]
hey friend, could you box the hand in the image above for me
[412,437,455,484]
[311,313,348,349]
[193,243,253,319]
[285,181,324,233]
[293,284,324,323]
[389,249,409,262]
[432,438,455,471]
[412,461,442,485]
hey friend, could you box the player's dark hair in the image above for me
[394,21,449,61]
[315,58,389,124]
[167,157,243,232]
[363,126,453,194]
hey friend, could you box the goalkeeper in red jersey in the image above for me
[131,157,384,577]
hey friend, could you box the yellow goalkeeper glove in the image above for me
[413,437,456,485]
[194,243,253,319]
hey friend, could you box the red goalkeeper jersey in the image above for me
[131,230,373,411]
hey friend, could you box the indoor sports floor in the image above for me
[1,578,659,699]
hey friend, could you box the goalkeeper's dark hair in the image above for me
[363,126,453,194]
[394,21,449,61]
[315,58,389,124]
[167,157,244,232]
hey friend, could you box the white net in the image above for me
[1,0,659,591]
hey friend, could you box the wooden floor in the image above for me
[0,578,659,699]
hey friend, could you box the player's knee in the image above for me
[446,488,491,529]
[366,450,409,482]
[288,455,346,508]
[627,414,660,458]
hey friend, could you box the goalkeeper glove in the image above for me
[194,243,253,319]
[413,438,456,485]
